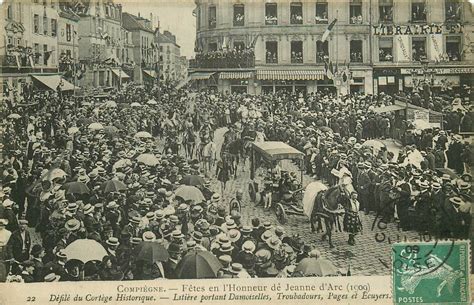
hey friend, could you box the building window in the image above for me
[233,4,244,26]
[379,0,393,22]
[315,2,328,24]
[350,40,363,62]
[51,19,57,37]
[209,6,216,29]
[446,36,461,61]
[265,3,277,25]
[66,24,71,42]
[291,41,303,63]
[445,0,462,23]
[266,41,278,63]
[34,14,39,33]
[34,43,40,64]
[7,5,12,19]
[412,37,427,61]
[290,3,303,25]
[43,45,48,65]
[411,0,426,23]
[379,38,393,62]
[208,43,218,52]
[350,0,363,24]
[316,40,328,63]
[43,15,48,35]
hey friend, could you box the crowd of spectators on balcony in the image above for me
[265,51,278,64]
[315,11,328,24]
[350,15,363,25]
[290,13,303,24]
[265,15,278,25]
[291,51,303,63]
[379,49,393,62]
[350,51,363,63]
[233,13,244,26]
[194,47,255,68]
[412,45,427,62]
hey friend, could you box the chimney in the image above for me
[138,12,140,18]
[150,13,153,27]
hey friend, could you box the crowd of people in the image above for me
[194,48,255,69]
[0,77,472,282]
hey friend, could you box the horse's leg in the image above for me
[310,212,316,232]
[327,217,334,248]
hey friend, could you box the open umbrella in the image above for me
[174,250,222,279]
[147,99,157,105]
[104,100,117,108]
[134,131,153,139]
[64,181,90,194]
[101,179,127,193]
[362,139,386,155]
[113,158,132,170]
[103,125,119,136]
[7,113,21,119]
[435,168,458,179]
[42,168,67,181]
[88,122,104,131]
[180,175,205,186]
[63,239,108,263]
[130,102,142,107]
[135,242,169,264]
[136,153,159,166]
[293,258,339,277]
[174,185,205,203]
[68,127,80,135]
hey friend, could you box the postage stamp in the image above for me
[392,240,471,304]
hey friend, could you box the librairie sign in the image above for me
[372,23,463,36]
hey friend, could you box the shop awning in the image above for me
[189,72,215,80]
[219,72,253,79]
[31,74,79,92]
[257,70,325,81]
[111,69,130,79]
[143,69,157,78]
[373,104,406,114]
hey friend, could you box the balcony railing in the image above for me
[193,50,255,68]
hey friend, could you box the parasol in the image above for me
[147,99,158,105]
[104,100,117,108]
[135,241,169,264]
[64,181,90,194]
[362,139,386,155]
[174,185,205,203]
[130,102,142,107]
[134,131,153,139]
[7,113,21,119]
[435,168,458,179]
[303,182,328,218]
[293,258,339,277]
[63,239,108,263]
[101,179,127,193]
[42,168,67,181]
[88,122,104,131]
[180,175,205,186]
[136,153,159,166]
[113,159,132,170]
[174,250,222,279]
[68,127,80,135]
[103,125,119,136]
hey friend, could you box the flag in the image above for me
[14,53,21,70]
[29,55,35,68]
[250,34,260,49]
[327,61,334,79]
[321,18,337,42]
[334,61,338,74]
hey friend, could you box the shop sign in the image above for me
[372,23,463,36]
[400,67,473,75]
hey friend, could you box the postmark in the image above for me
[392,240,471,304]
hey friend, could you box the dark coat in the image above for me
[8,230,31,262]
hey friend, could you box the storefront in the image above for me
[373,68,401,95]
[218,72,254,94]
[188,72,218,90]
[256,70,324,95]
[400,66,473,92]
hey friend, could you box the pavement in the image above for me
[208,127,420,276]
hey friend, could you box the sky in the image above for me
[120,0,196,58]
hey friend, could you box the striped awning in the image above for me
[219,72,253,79]
[189,72,215,80]
[257,70,325,81]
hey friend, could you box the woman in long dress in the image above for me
[216,154,231,194]
[343,191,362,246]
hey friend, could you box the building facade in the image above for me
[192,0,473,95]
[156,30,183,82]
[122,12,158,84]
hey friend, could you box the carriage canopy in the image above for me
[251,141,304,162]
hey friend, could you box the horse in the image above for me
[308,182,349,248]
[221,138,246,177]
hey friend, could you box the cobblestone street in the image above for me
[209,128,420,276]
